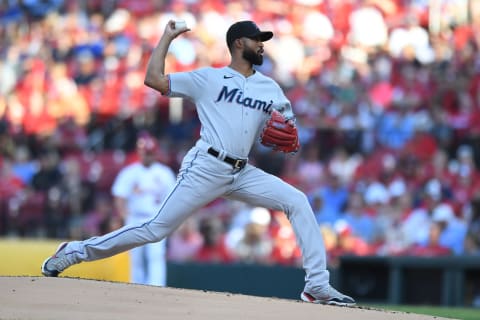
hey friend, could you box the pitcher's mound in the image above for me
[1,276,448,320]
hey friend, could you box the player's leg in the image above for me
[129,245,147,285]
[145,239,167,286]
[227,165,328,287]
[226,165,355,306]
[42,148,232,276]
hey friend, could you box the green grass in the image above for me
[367,304,480,320]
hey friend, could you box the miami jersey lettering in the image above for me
[167,66,289,157]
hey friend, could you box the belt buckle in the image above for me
[234,159,244,169]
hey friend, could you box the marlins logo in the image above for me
[215,86,273,114]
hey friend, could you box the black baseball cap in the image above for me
[226,21,273,48]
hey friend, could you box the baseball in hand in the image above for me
[174,20,187,29]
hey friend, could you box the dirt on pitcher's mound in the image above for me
[0,276,451,320]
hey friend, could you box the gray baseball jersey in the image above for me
[64,66,329,294]
[168,66,290,157]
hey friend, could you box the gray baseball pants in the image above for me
[66,142,329,293]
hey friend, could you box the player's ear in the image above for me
[234,38,244,49]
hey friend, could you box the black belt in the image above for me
[207,147,247,170]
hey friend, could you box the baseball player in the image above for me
[111,133,176,286]
[42,20,355,306]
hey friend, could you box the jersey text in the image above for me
[215,86,273,114]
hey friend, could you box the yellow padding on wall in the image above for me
[0,238,130,282]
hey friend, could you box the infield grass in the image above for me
[369,304,480,320]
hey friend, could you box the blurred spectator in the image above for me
[196,216,233,264]
[404,220,453,257]
[30,150,62,192]
[81,194,116,239]
[269,210,302,266]
[268,17,305,86]
[399,178,445,248]
[348,3,388,50]
[426,203,468,255]
[168,217,204,262]
[376,103,416,150]
[308,171,348,226]
[465,194,480,255]
[376,190,415,255]
[363,180,390,211]
[424,149,455,190]
[20,0,64,19]
[296,143,324,193]
[388,14,434,64]
[11,145,38,185]
[325,219,374,267]
[342,191,375,244]
[229,207,273,265]
[328,146,362,186]
[0,158,25,200]
[43,186,69,239]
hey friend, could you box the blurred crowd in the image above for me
[1,0,480,268]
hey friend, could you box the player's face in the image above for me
[139,149,155,167]
[241,37,264,66]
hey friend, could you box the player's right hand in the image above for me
[164,20,190,39]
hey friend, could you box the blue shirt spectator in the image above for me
[309,174,349,226]
[376,106,416,149]
[342,192,376,243]
[431,204,468,255]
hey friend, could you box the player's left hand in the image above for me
[260,110,300,154]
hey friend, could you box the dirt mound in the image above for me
[0,276,449,320]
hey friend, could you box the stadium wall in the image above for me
[2,239,479,306]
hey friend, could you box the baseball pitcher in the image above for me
[42,20,355,306]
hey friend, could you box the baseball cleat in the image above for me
[301,286,356,306]
[41,242,72,277]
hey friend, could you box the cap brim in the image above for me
[249,31,273,42]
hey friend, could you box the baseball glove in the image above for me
[260,110,300,153]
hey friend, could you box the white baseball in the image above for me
[175,20,187,29]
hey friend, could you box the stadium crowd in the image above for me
[1,0,480,269]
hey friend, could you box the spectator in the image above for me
[363,180,390,213]
[400,178,444,247]
[269,210,302,266]
[342,191,375,244]
[376,103,416,150]
[168,217,204,262]
[427,203,468,255]
[30,151,62,192]
[348,3,388,50]
[376,189,415,255]
[327,219,374,266]
[388,14,434,64]
[328,146,362,186]
[309,171,349,226]
[81,194,117,239]
[229,207,273,265]
[296,143,325,193]
[0,158,25,199]
[196,216,233,264]
[404,220,453,257]
[465,193,480,255]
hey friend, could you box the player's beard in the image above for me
[242,47,263,66]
